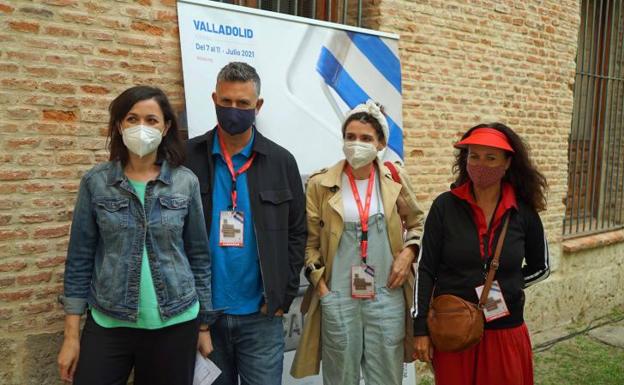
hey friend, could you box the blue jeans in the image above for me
[209,312,285,385]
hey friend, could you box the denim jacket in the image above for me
[61,160,216,324]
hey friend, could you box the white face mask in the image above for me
[122,124,163,158]
[343,141,379,169]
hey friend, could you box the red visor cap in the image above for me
[454,128,515,153]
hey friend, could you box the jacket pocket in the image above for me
[94,197,129,230]
[258,189,292,230]
[159,196,189,231]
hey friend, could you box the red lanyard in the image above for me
[345,164,375,264]
[217,128,256,210]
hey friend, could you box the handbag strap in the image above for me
[383,161,408,236]
[384,161,401,184]
[478,214,510,308]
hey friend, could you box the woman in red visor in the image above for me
[412,122,550,385]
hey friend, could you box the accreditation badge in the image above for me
[351,264,375,299]
[219,210,244,247]
[475,280,510,322]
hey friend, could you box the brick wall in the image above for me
[379,0,579,241]
[0,1,186,383]
[1,0,621,383]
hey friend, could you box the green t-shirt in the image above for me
[91,179,199,329]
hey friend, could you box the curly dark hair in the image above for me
[107,86,185,167]
[452,122,548,212]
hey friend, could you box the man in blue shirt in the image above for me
[185,62,306,385]
[211,127,263,316]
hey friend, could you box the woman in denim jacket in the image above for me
[57,86,215,385]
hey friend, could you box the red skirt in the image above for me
[432,323,534,385]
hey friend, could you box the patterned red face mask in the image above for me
[467,163,507,189]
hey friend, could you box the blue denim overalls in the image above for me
[320,175,405,385]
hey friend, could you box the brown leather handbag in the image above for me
[426,215,510,352]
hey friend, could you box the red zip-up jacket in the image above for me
[412,182,550,335]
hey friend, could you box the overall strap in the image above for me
[384,161,401,183]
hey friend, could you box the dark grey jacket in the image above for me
[413,183,550,336]
[185,127,306,315]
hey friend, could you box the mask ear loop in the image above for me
[162,120,171,138]
[109,121,123,151]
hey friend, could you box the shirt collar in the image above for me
[212,127,255,159]
[451,181,518,210]
[106,159,172,186]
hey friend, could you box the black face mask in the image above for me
[215,104,256,135]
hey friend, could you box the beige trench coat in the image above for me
[290,159,424,378]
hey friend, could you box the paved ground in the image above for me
[588,319,624,348]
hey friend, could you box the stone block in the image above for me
[588,320,624,349]
[23,332,64,385]
[0,338,18,385]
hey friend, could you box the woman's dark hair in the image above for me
[341,103,387,144]
[107,86,185,167]
[452,122,548,212]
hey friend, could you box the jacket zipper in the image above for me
[482,234,490,281]
[480,196,504,281]
[245,153,269,309]
[253,223,269,306]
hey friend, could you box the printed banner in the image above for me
[178,0,404,177]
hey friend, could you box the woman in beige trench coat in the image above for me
[291,101,424,384]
